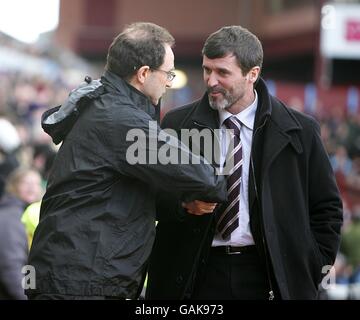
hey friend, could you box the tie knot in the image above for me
[223,116,241,135]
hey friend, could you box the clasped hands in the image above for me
[181,200,217,215]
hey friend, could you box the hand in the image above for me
[182,200,217,216]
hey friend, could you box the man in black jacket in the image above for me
[26,22,226,300]
[146,26,343,300]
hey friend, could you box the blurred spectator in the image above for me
[322,253,352,300]
[6,167,43,207]
[0,117,21,198]
[334,253,352,285]
[340,158,360,224]
[330,145,352,177]
[288,96,304,112]
[347,156,360,192]
[341,215,360,284]
[21,201,41,248]
[0,167,42,300]
[32,143,56,186]
[0,118,21,154]
[345,115,360,159]
[320,122,337,155]
[0,193,27,299]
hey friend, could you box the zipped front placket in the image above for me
[196,116,276,300]
[251,117,276,300]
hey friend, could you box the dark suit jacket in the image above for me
[146,78,343,300]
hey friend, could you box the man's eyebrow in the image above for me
[202,65,231,73]
[217,67,231,73]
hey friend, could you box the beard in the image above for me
[207,86,242,111]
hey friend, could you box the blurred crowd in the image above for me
[318,107,360,299]
[1,57,360,299]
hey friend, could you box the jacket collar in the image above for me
[102,70,157,120]
[191,94,220,130]
[253,78,304,168]
[255,78,301,133]
[253,78,271,129]
[249,79,303,214]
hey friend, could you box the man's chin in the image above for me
[209,98,228,111]
[151,98,160,106]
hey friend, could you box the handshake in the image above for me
[182,200,218,215]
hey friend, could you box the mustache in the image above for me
[207,86,226,95]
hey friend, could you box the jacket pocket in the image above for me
[308,231,325,286]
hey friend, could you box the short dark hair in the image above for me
[202,26,263,75]
[106,22,175,80]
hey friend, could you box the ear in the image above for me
[246,66,261,83]
[136,66,151,84]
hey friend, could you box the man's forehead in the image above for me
[203,54,238,67]
[162,45,175,68]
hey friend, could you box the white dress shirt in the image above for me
[212,90,258,247]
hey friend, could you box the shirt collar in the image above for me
[219,90,258,130]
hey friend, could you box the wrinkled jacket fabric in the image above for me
[27,71,226,298]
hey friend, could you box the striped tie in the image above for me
[217,116,243,240]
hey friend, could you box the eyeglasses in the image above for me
[152,68,176,81]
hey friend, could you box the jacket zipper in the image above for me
[193,121,215,134]
[192,121,220,168]
[252,117,275,300]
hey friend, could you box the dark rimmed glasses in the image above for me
[152,68,176,81]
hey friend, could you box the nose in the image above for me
[205,71,219,87]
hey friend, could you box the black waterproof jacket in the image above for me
[27,71,226,298]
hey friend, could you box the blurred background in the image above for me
[0,0,360,300]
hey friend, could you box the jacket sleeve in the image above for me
[308,121,343,267]
[154,111,199,222]
[155,191,187,222]
[113,109,227,204]
[0,212,28,300]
